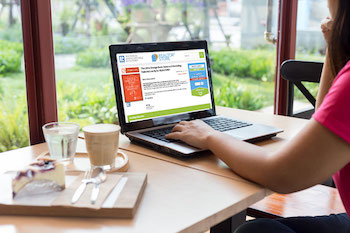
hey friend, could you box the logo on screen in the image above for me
[119,56,125,63]
[151,54,158,62]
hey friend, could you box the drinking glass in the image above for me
[42,122,80,165]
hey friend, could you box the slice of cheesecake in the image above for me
[12,157,65,198]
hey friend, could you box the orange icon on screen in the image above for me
[122,74,143,102]
[126,67,140,73]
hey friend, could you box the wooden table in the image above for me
[118,106,308,183]
[0,107,308,233]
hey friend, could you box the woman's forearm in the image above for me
[205,119,350,194]
[206,131,274,187]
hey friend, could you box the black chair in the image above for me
[280,60,323,119]
[281,59,335,188]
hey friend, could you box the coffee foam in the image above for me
[83,124,120,134]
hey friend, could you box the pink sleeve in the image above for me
[313,62,350,144]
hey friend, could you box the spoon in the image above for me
[71,167,101,204]
[90,168,107,204]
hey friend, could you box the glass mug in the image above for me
[83,124,121,170]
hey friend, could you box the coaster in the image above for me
[39,151,129,174]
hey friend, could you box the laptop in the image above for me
[109,40,283,157]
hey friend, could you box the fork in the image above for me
[71,169,94,204]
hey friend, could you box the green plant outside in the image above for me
[54,35,89,54]
[76,48,110,68]
[0,47,324,152]
[0,70,118,152]
[0,23,23,43]
[0,92,29,152]
[0,40,23,74]
[57,80,118,127]
[0,67,269,152]
[210,49,275,82]
[214,80,264,110]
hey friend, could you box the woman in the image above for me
[166,0,350,232]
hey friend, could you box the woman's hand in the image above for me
[165,120,217,150]
[321,17,333,44]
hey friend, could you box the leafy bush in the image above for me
[214,81,264,111]
[75,48,109,68]
[0,24,23,43]
[0,92,29,152]
[0,40,23,74]
[0,79,118,152]
[211,49,275,82]
[57,80,118,128]
[54,35,89,54]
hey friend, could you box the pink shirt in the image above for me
[313,61,350,216]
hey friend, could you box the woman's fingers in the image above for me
[172,124,185,132]
[166,123,187,139]
[321,17,331,25]
[321,17,333,43]
[165,120,215,150]
[165,132,182,140]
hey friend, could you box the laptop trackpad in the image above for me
[224,124,277,141]
[166,141,203,154]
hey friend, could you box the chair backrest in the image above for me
[280,60,323,119]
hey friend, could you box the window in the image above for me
[51,0,278,129]
[1,0,285,150]
[0,1,29,152]
[294,0,328,112]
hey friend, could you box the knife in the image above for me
[71,182,87,204]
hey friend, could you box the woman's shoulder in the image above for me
[313,60,350,145]
[335,60,350,82]
[330,61,350,95]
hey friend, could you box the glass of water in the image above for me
[42,122,80,165]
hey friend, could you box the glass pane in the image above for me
[0,2,29,152]
[51,0,278,128]
[294,0,328,112]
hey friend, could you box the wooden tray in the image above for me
[0,172,147,218]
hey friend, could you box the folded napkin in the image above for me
[52,173,122,209]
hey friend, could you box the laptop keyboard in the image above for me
[141,117,252,143]
[142,127,175,143]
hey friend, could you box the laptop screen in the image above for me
[115,49,213,123]
[110,41,216,133]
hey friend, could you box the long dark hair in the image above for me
[329,0,350,75]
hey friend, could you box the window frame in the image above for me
[21,0,58,145]
[274,0,298,115]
